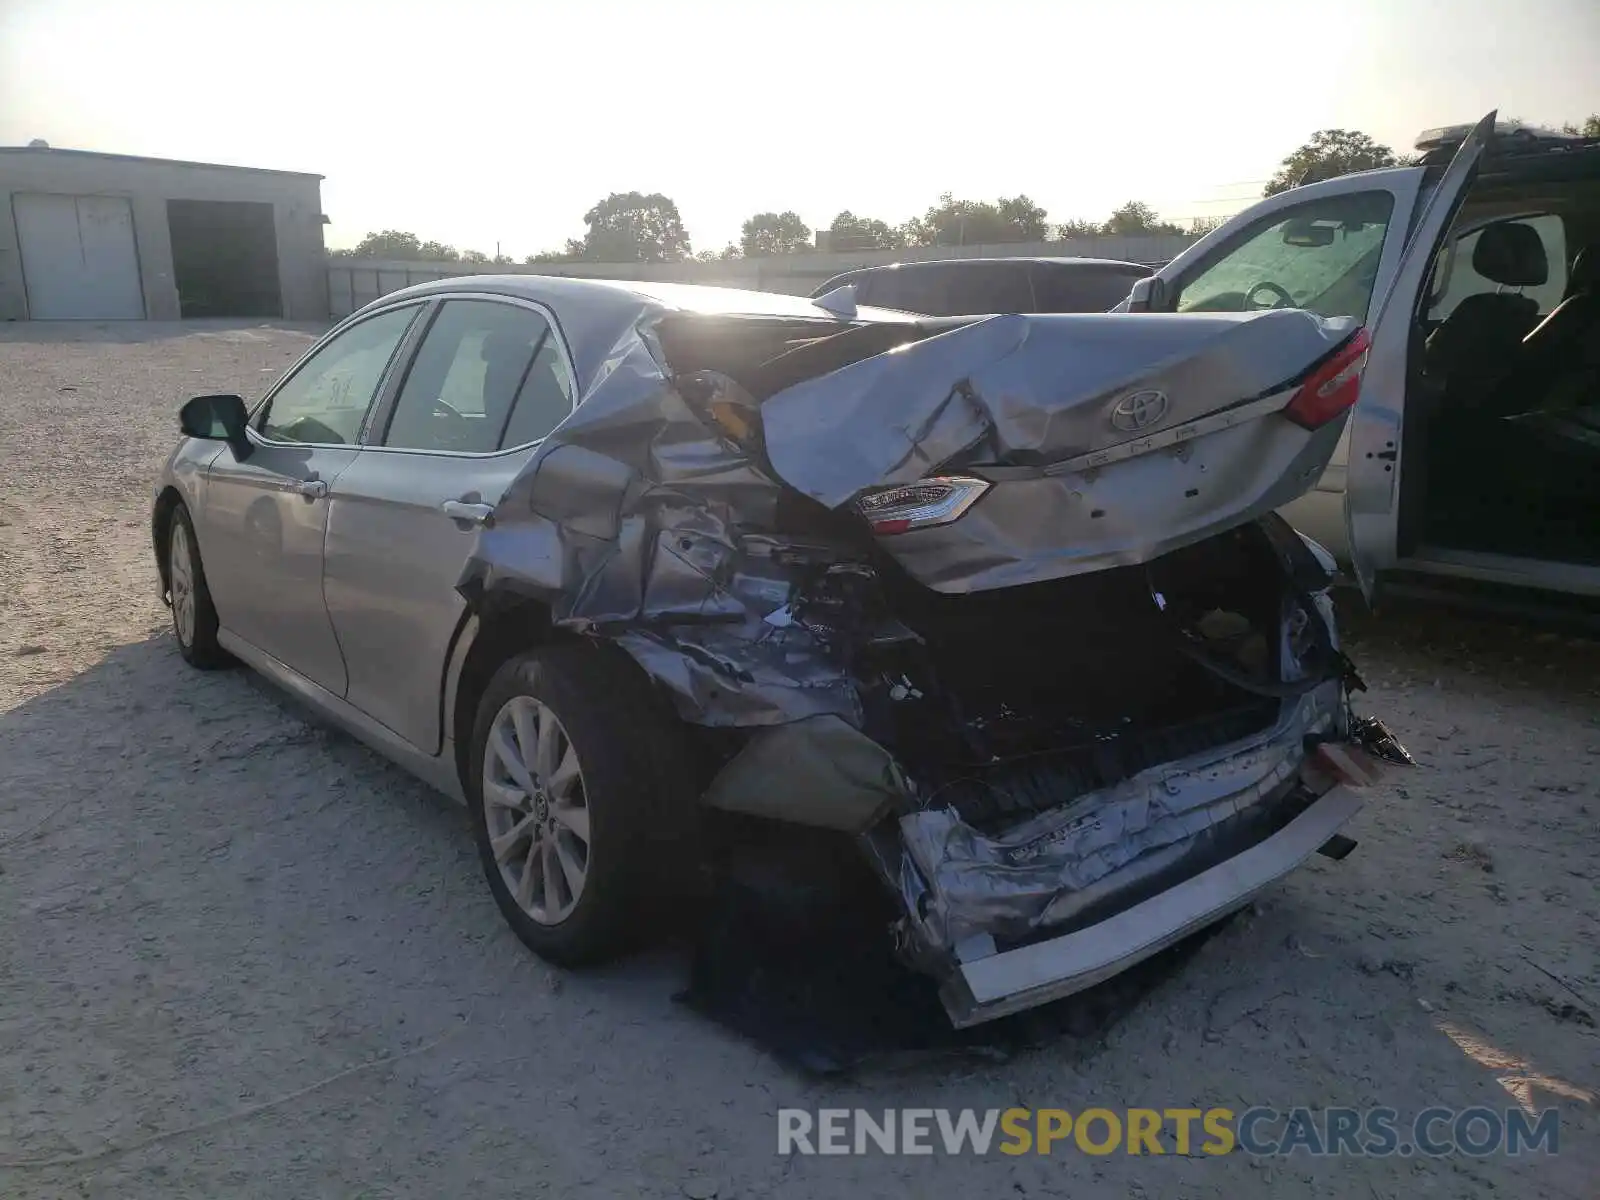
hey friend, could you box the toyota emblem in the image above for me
[1109,389,1169,432]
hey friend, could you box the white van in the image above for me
[1123,113,1599,615]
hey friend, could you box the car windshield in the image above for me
[1176,192,1396,320]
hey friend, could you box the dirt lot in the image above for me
[1,321,1597,1199]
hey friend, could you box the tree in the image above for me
[740,211,811,257]
[902,193,1052,246]
[351,229,423,259]
[1054,218,1103,240]
[997,195,1050,242]
[460,249,490,264]
[416,241,460,261]
[1562,114,1600,137]
[1101,201,1184,237]
[1265,130,1398,196]
[825,211,906,251]
[568,191,692,263]
[524,249,571,265]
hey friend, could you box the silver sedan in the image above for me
[154,275,1387,1026]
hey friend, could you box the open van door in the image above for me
[1344,111,1497,600]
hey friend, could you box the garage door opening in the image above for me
[166,199,282,318]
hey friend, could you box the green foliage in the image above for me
[1265,130,1398,196]
[902,193,1051,246]
[740,211,812,257]
[825,211,906,251]
[567,191,692,263]
[350,230,422,259]
[1101,200,1185,237]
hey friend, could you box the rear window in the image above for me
[1032,265,1148,312]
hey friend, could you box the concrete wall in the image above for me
[0,150,327,321]
[326,233,1198,317]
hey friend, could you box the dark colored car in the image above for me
[811,256,1154,316]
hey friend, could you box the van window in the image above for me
[859,262,1033,315]
[1034,265,1147,312]
[1173,190,1396,321]
[1426,214,1567,321]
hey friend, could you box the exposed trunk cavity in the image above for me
[858,521,1303,831]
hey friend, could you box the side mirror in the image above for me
[1125,275,1166,313]
[180,393,252,460]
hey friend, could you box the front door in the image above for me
[199,304,423,694]
[324,296,578,751]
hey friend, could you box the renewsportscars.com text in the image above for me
[777,1106,1561,1157]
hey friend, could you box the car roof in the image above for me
[834,256,1151,274]
[355,273,915,389]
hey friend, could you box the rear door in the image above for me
[1344,112,1496,597]
[323,295,578,752]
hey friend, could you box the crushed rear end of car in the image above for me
[459,302,1404,1025]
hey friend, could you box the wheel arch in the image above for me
[151,485,186,596]
[447,590,567,795]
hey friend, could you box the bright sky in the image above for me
[2,0,1596,258]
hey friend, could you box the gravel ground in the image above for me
[1,321,1597,1199]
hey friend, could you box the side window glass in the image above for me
[1035,267,1148,312]
[259,306,418,444]
[500,327,576,447]
[946,263,1033,314]
[1426,215,1567,321]
[383,300,555,453]
[1173,190,1396,321]
[859,268,919,312]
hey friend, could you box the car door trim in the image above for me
[360,292,581,459]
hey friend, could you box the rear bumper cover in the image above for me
[939,784,1361,1026]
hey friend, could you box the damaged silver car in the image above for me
[153,266,1409,1026]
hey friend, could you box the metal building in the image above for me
[0,145,328,321]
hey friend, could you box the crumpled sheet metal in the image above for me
[895,682,1343,954]
[761,309,1357,593]
[461,303,1357,726]
[762,309,1357,507]
[700,715,909,831]
[459,320,861,727]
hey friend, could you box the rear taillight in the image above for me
[1283,327,1371,429]
[854,476,990,535]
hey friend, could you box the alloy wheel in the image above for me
[482,695,591,924]
[169,521,196,648]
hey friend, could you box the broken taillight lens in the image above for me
[854,476,990,535]
[1282,327,1372,429]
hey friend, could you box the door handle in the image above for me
[294,479,329,499]
[441,499,495,527]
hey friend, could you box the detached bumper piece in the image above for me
[939,786,1362,1027]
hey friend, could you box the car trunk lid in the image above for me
[760,308,1363,592]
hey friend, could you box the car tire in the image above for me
[167,503,229,670]
[467,640,700,966]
